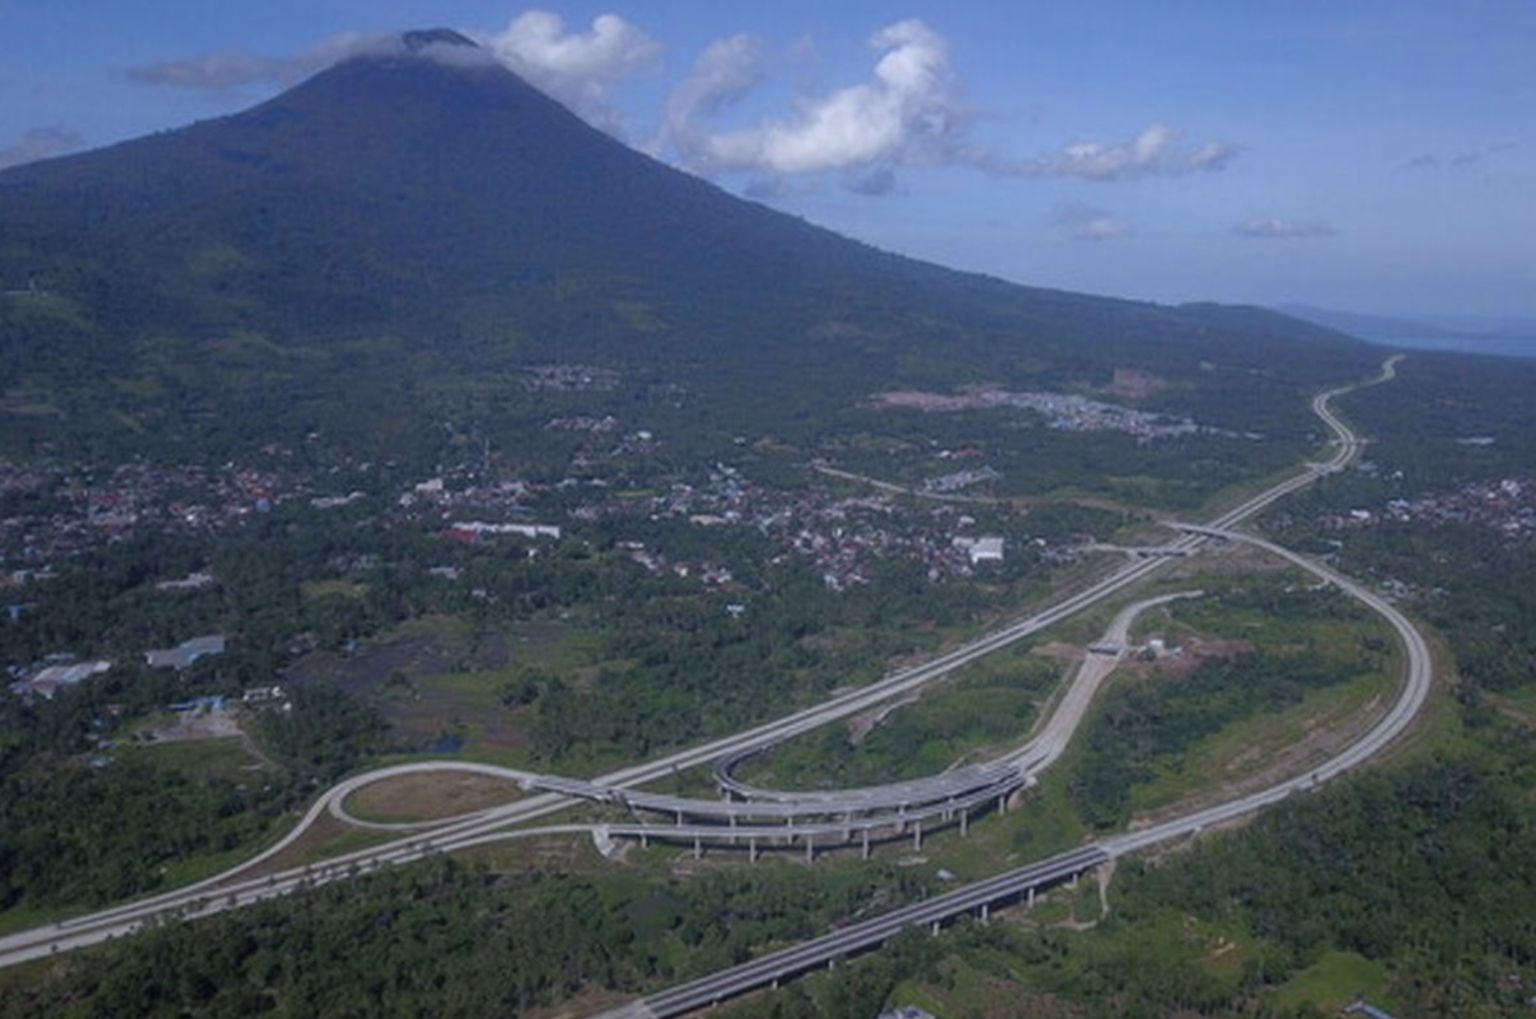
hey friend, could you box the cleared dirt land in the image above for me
[346,770,524,824]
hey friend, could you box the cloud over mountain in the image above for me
[130,32,385,91]
[665,20,967,177]
[483,11,660,131]
[661,35,767,158]
[125,11,1239,192]
[658,20,1237,188]
[0,126,82,170]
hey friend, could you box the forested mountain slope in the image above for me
[0,33,1374,464]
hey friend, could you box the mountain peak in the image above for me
[348,28,495,72]
[400,28,479,53]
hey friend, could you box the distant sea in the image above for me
[1379,334,1536,359]
[1275,305,1536,361]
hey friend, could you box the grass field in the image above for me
[132,730,271,779]
[344,770,526,824]
[1272,950,1391,1012]
[288,613,616,763]
[1123,663,1396,817]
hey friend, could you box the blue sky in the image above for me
[3,1,1532,322]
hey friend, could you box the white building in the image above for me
[953,535,1005,564]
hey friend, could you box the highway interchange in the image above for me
[0,357,1434,1017]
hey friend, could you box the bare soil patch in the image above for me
[845,694,920,745]
[1032,641,1085,662]
[1142,637,1255,678]
[1098,367,1172,400]
[348,771,523,823]
[141,706,245,743]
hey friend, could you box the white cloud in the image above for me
[128,14,657,132]
[663,21,1236,189]
[670,20,969,176]
[124,13,1240,192]
[1050,201,1132,240]
[1235,217,1337,239]
[663,35,766,155]
[0,126,83,170]
[130,32,385,92]
[484,11,659,130]
[983,124,1239,181]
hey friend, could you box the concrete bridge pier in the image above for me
[861,830,871,860]
[804,835,815,863]
[959,808,969,838]
[912,821,924,851]
[693,837,702,860]
[749,838,758,863]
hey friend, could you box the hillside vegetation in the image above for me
[5,34,1533,1019]
[1,47,1374,470]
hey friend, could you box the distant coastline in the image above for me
[1276,303,1536,361]
[1376,333,1536,360]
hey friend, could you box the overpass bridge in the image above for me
[592,844,1111,1019]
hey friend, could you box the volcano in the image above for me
[0,31,1369,461]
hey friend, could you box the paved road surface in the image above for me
[0,359,1416,981]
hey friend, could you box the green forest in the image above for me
[2,31,1534,1018]
[1,351,1532,1018]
